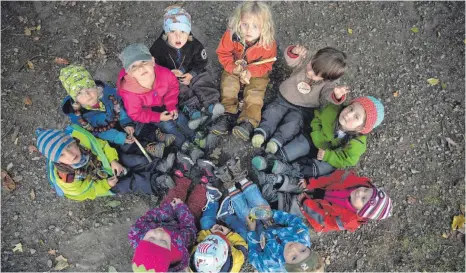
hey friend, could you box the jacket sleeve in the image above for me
[96,130,127,146]
[272,210,308,231]
[322,136,367,168]
[319,81,346,105]
[128,202,175,248]
[121,92,162,123]
[246,231,269,273]
[163,71,180,112]
[115,93,134,128]
[216,31,237,74]
[57,174,112,201]
[247,41,277,78]
[76,134,119,163]
[227,231,248,255]
[188,41,208,77]
[174,203,197,246]
[300,199,361,232]
[310,108,325,147]
[306,170,351,190]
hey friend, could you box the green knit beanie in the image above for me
[59,65,96,100]
[285,251,323,272]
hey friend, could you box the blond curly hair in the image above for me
[228,1,275,49]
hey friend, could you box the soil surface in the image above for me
[1,1,465,272]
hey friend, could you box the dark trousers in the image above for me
[158,112,194,147]
[179,72,220,109]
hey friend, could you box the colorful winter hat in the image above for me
[285,250,324,272]
[194,234,230,273]
[351,96,385,134]
[35,128,75,162]
[59,65,96,100]
[163,6,192,34]
[358,187,392,220]
[119,43,153,71]
[132,240,172,272]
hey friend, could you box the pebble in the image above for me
[48,225,55,230]
[6,163,13,171]
[72,39,79,44]
[13,215,18,220]
[94,223,100,228]
[78,228,83,233]
[29,249,36,255]
[47,259,53,268]
[126,218,130,222]
[13,48,18,53]
[14,232,19,237]
[54,227,60,232]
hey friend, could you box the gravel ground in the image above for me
[1,1,465,272]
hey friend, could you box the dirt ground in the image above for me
[1,1,465,272]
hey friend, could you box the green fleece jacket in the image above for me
[310,104,367,168]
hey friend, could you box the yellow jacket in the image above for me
[50,125,118,201]
[189,230,248,272]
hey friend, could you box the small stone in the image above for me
[72,39,79,44]
[13,48,18,53]
[94,223,100,228]
[6,163,13,171]
[29,249,36,255]
[14,232,19,237]
[13,215,18,220]
[77,228,83,233]
[68,211,73,217]
[54,227,60,232]
[126,218,130,222]
[47,259,53,268]
[48,225,55,230]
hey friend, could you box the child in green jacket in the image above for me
[253,96,384,178]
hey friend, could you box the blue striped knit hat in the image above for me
[351,96,385,134]
[35,128,75,162]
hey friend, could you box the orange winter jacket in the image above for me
[216,30,277,78]
[300,170,373,233]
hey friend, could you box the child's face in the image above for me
[76,88,99,107]
[338,102,366,131]
[127,58,156,85]
[350,186,374,210]
[240,13,262,42]
[306,62,324,82]
[58,142,81,165]
[283,242,311,264]
[167,30,189,49]
[143,228,172,250]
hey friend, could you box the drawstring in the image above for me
[202,192,215,211]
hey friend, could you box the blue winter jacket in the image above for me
[61,81,134,145]
[247,210,311,272]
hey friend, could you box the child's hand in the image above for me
[317,149,326,160]
[291,45,308,58]
[297,193,307,204]
[333,85,350,100]
[179,73,193,85]
[107,176,119,187]
[111,160,126,176]
[160,111,174,121]
[124,136,135,144]
[298,178,308,189]
[233,64,244,75]
[211,224,231,235]
[124,126,135,137]
[240,70,251,85]
[171,198,183,208]
[169,110,179,120]
[246,216,257,231]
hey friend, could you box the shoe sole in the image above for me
[188,116,209,130]
[251,135,265,148]
[251,156,267,171]
[232,127,249,141]
[211,104,225,120]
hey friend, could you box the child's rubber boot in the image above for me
[156,153,175,173]
[232,121,253,141]
[210,113,235,135]
[155,174,175,189]
[188,115,209,130]
[208,103,225,121]
[279,134,311,162]
[155,128,176,147]
[176,152,195,174]
[146,142,165,158]
[251,155,267,171]
[197,159,216,177]
[251,133,265,148]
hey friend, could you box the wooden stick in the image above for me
[249,57,277,66]
[133,137,152,163]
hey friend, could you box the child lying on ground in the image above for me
[252,45,348,154]
[150,5,224,130]
[35,125,175,201]
[59,65,173,158]
[255,169,393,232]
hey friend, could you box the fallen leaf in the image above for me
[445,137,458,148]
[12,243,23,253]
[2,170,16,191]
[36,25,41,31]
[452,214,465,231]
[347,28,353,34]
[427,78,439,86]
[411,27,419,33]
[48,249,57,255]
[99,43,106,55]
[105,200,121,208]
[442,232,449,239]
[28,145,38,154]
[393,90,400,97]
[26,61,34,70]
[54,255,69,270]
[23,96,32,105]
[30,189,36,200]
[407,195,416,204]
[108,265,118,272]
[54,57,69,65]
[441,83,447,89]
[410,169,420,174]
[24,27,32,36]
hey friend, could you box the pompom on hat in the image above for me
[358,187,393,220]
[351,96,385,134]
[35,128,75,162]
[163,5,192,34]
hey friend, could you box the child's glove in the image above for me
[107,176,119,187]
[211,224,231,235]
[317,149,326,160]
[246,216,257,231]
[240,70,251,85]
[298,178,307,190]
[171,198,183,208]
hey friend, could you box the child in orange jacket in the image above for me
[210,1,277,141]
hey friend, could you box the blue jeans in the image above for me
[200,199,248,239]
[158,112,194,147]
[231,183,269,224]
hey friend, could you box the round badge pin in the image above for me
[297,81,311,94]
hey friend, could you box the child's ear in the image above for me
[188,34,193,41]
[162,33,168,41]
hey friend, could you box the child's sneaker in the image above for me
[210,113,235,135]
[265,141,279,154]
[226,157,248,182]
[155,174,175,189]
[208,103,225,120]
[190,146,205,162]
[197,159,216,177]
[232,121,254,141]
[256,171,283,187]
[272,160,302,177]
[251,155,267,171]
[182,105,202,120]
[155,128,176,147]
[146,142,165,158]
[251,133,265,148]
[156,153,175,173]
[214,165,236,190]
[188,115,209,130]
[176,152,195,173]
[216,195,234,222]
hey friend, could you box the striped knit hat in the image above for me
[35,128,75,162]
[59,65,96,100]
[351,96,384,134]
[358,187,392,220]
